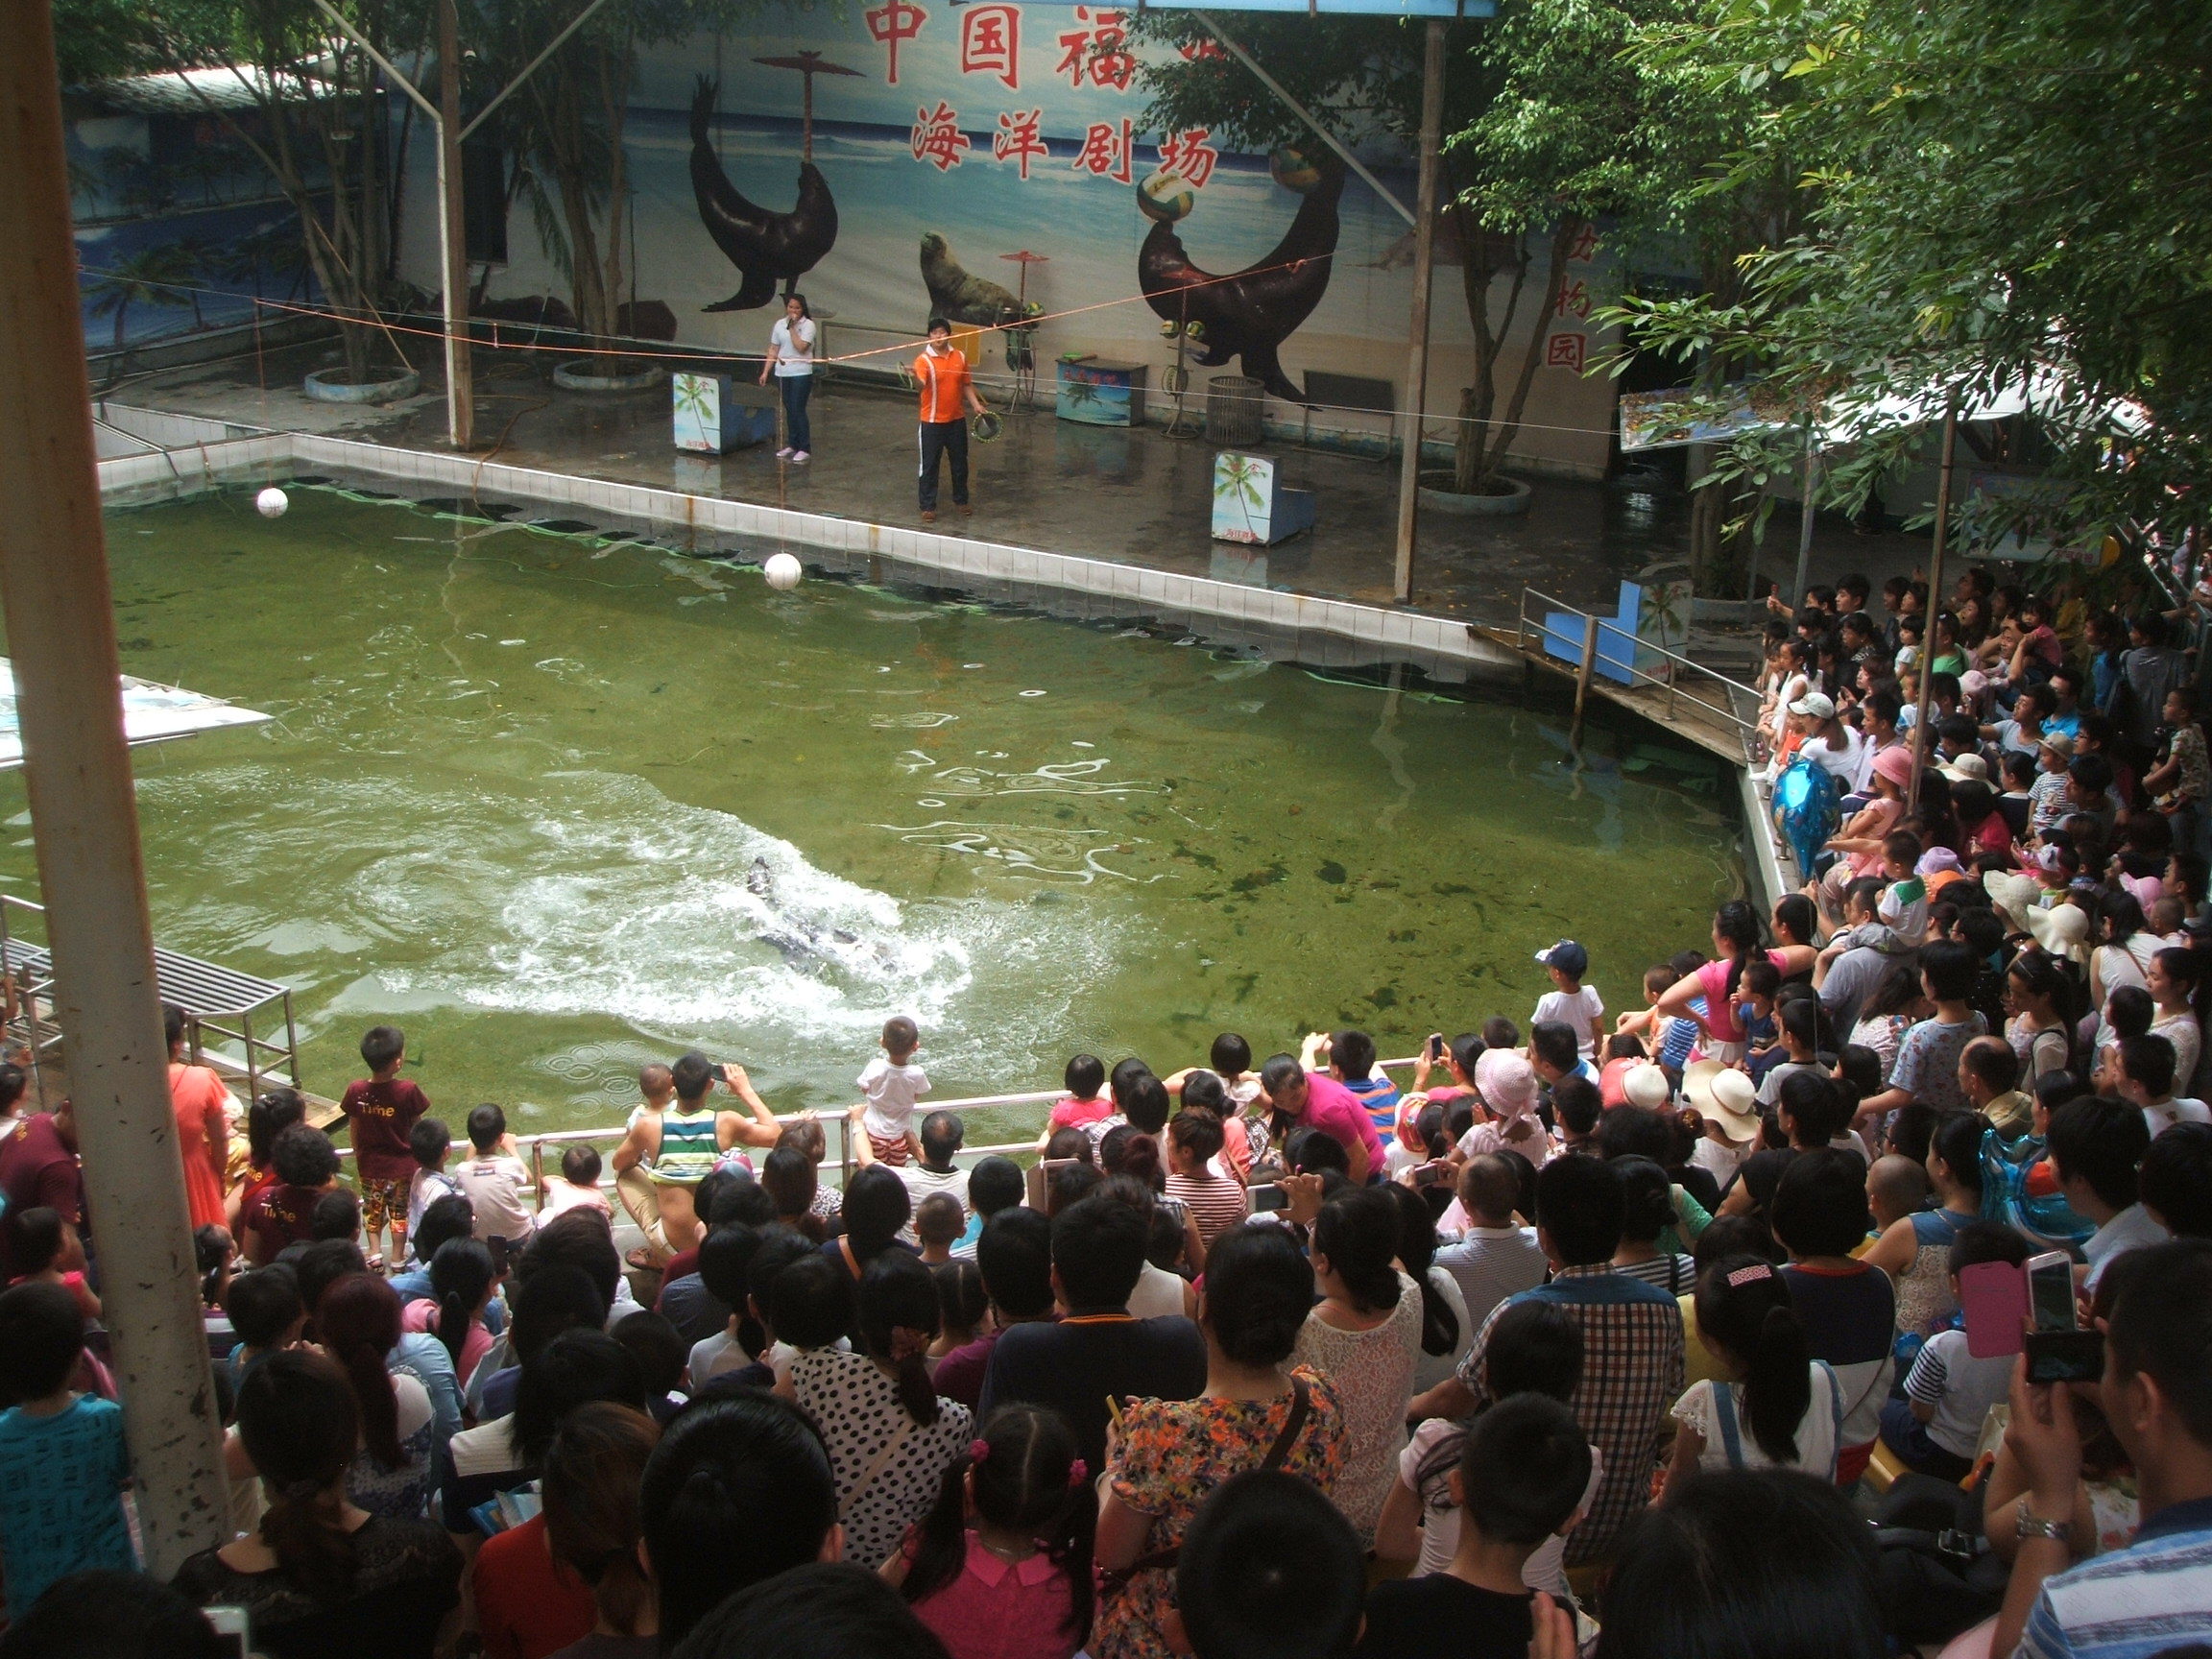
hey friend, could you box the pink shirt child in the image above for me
[1046,1094,1114,1133]
[398,1297,493,1383]
[907,1533,1080,1659]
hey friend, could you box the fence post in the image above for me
[1569,613,1599,748]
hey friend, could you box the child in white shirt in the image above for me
[1531,940,1603,1061]
[857,1015,928,1166]
[455,1102,535,1246]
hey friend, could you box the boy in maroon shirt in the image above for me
[340,1024,428,1267]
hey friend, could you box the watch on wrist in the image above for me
[2015,1508,2073,1546]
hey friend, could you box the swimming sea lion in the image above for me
[1137,150,1345,403]
[690,77,838,312]
[919,232,1040,329]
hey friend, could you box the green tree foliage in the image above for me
[1132,3,1754,494]
[476,0,733,355]
[57,0,428,383]
[1609,0,2212,552]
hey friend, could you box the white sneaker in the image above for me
[791,450,810,464]
[775,445,794,459]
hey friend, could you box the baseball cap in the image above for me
[1788,691,1836,719]
[1534,940,1588,979]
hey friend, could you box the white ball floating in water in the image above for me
[255,487,289,518]
[762,553,804,590]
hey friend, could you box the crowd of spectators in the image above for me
[1,561,2211,1659]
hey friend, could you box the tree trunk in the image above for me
[1477,217,1582,490]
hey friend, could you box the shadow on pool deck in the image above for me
[111,336,1934,629]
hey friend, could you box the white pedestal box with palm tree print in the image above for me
[1211,450,1315,546]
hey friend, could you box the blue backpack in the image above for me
[1774,757,1839,879]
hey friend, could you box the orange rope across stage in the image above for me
[77,252,1344,369]
[78,258,1632,442]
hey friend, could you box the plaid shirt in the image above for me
[1455,1263,1685,1565]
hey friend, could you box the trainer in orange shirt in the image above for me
[913,316,988,522]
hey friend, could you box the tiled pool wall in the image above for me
[90,408,1789,911]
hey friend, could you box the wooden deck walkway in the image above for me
[1475,625,1757,765]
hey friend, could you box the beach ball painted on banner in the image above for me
[255,487,289,518]
[763,553,804,590]
[1269,146,1324,194]
[1137,171,1195,224]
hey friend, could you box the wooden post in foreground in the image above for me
[0,0,228,1575]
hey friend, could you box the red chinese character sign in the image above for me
[1055,7,1136,90]
[1071,118,1134,183]
[992,109,1048,179]
[866,0,927,84]
[1156,128,1219,190]
[911,101,971,170]
[1546,332,1587,373]
[960,5,1021,89]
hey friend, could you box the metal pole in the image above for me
[1192,12,1415,227]
[1391,19,1444,605]
[1790,427,1817,612]
[1570,613,1599,748]
[0,0,228,1575]
[437,0,474,450]
[1907,397,1960,807]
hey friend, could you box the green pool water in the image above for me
[0,487,1743,1142]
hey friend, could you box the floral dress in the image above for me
[1096,1368,1345,1659]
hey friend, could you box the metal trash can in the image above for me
[1205,374,1265,445]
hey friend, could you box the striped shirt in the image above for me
[1456,1264,1684,1566]
[1165,1170,1248,1245]
[2020,1498,2212,1659]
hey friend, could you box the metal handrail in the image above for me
[1520,588,1760,690]
[339,1052,1440,1196]
[1515,588,1764,736]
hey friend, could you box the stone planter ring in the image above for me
[553,359,666,394]
[1416,471,1533,517]
[303,366,421,404]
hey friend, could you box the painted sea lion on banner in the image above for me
[688,76,838,312]
[1136,145,1345,405]
[918,232,1041,329]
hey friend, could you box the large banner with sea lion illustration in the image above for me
[397,4,1618,473]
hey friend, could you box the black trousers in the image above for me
[918,419,968,510]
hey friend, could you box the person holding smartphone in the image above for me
[759,293,817,462]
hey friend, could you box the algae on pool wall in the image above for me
[0,488,1744,1136]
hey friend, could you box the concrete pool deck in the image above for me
[97,334,1936,634]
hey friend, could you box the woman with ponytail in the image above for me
[1382,1182,1466,1393]
[1659,1255,1842,1501]
[1650,901,1783,1063]
[884,1403,1094,1659]
[173,1350,462,1659]
[540,1402,661,1659]
[398,1238,495,1382]
[1289,1185,1422,1544]
[314,1272,437,1520]
[793,1248,974,1573]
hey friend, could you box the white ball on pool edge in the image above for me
[255,487,289,518]
[763,553,803,591]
